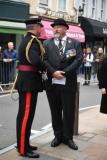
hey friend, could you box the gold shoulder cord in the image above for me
[26,36,35,63]
[33,36,45,59]
[26,35,45,63]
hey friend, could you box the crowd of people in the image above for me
[0,42,18,88]
[0,41,105,89]
[80,46,105,85]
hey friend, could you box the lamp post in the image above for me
[78,5,84,26]
[78,6,84,16]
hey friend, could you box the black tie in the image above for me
[58,39,63,56]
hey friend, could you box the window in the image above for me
[101,0,105,20]
[82,0,86,15]
[92,0,95,6]
[58,0,67,11]
[39,0,48,6]
[92,0,96,18]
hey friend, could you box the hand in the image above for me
[95,59,99,62]
[100,88,106,94]
[52,71,65,80]
[3,59,12,63]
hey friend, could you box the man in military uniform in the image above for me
[15,17,45,158]
[44,18,83,150]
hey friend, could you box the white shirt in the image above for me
[84,53,94,67]
[54,35,67,53]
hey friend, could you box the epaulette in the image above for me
[31,35,36,38]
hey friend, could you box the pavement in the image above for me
[1,105,107,160]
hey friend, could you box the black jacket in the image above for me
[43,37,83,92]
[15,32,44,92]
[99,57,107,114]
[99,57,107,89]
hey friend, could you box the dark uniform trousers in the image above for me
[16,91,38,154]
[46,85,76,140]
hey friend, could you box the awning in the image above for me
[40,20,85,42]
[79,16,107,38]
[0,20,26,34]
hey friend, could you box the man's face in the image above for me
[34,24,42,37]
[8,42,14,50]
[53,25,67,38]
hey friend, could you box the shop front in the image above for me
[40,19,85,43]
[78,16,107,53]
[0,0,29,50]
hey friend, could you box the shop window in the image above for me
[101,0,105,21]
[82,0,86,16]
[58,0,67,12]
[92,0,96,18]
[39,0,49,7]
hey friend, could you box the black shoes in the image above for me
[51,137,78,150]
[21,150,40,158]
[83,82,90,86]
[29,145,38,151]
[15,145,39,158]
[51,137,62,147]
[63,139,78,150]
[83,82,88,85]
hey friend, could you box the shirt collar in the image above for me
[61,35,67,41]
[54,35,67,41]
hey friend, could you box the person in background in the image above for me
[3,42,18,60]
[43,18,83,150]
[2,42,18,85]
[92,47,98,81]
[79,48,86,75]
[83,47,94,85]
[95,47,104,82]
[0,46,3,59]
[99,57,107,114]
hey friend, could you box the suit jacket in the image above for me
[15,32,44,92]
[43,37,83,92]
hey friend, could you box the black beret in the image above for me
[25,17,43,27]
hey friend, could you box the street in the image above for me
[0,84,101,149]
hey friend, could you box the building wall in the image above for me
[75,0,107,22]
[28,0,77,22]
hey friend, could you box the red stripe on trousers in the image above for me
[20,91,31,155]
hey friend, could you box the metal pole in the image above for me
[73,82,80,135]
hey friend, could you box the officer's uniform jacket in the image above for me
[15,32,45,92]
[43,37,83,92]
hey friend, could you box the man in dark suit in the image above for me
[43,18,83,150]
[15,17,45,158]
